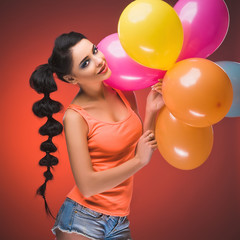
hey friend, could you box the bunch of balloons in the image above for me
[98,0,239,170]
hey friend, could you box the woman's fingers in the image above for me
[152,82,162,88]
[148,139,157,145]
[148,139,158,150]
[151,82,163,93]
[154,86,162,91]
[143,130,154,137]
[141,130,156,143]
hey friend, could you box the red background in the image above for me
[0,0,239,239]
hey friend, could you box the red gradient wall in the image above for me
[0,0,239,240]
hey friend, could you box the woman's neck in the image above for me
[77,82,112,101]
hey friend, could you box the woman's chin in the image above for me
[102,68,112,81]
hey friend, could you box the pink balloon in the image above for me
[174,0,229,61]
[97,33,165,91]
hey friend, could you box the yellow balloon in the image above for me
[118,0,183,70]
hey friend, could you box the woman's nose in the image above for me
[94,56,104,67]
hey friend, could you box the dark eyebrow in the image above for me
[79,44,95,66]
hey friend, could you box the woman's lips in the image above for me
[98,63,108,74]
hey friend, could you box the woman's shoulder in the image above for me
[63,107,86,126]
[63,108,89,136]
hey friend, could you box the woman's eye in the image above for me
[93,46,98,54]
[81,59,90,68]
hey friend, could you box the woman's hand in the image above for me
[146,79,165,114]
[135,130,158,167]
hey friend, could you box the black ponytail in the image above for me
[30,64,63,219]
[29,31,87,219]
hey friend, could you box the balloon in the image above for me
[97,33,165,91]
[155,107,214,170]
[174,0,229,60]
[162,58,233,127]
[118,0,183,70]
[216,61,240,117]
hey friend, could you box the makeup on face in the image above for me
[70,39,111,83]
[97,62,109,74]
[79,45,99,69]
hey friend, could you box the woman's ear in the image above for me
[63,75,78,84]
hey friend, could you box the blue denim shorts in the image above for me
[51,197,132,240]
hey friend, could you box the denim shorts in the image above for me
[51,197,132,240]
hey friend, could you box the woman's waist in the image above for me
[67,178,133,216]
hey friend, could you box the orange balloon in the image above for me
[155,107,214,170]
[162,58,233,127]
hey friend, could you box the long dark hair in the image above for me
[29,32,86,218]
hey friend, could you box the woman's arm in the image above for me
[122,82,164,132]
[144,81,165,132]
[63,109,157,198]
[144,109,158,132]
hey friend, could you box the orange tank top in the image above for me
[66,88,143,216]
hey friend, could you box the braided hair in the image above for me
[29,32,86,218]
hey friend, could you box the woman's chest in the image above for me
[88,112,143,154]
[84,97,129,123]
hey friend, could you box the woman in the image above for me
[29,31,164,240]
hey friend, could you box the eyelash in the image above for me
[93,45,98,54]
[81,46,98,69]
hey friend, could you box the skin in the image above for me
[56,39,164,240]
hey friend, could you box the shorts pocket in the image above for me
[75,205,104,220]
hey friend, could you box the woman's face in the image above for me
[65,38,111,85]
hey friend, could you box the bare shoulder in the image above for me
[63,108,88,135]
[63,108,81,123]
